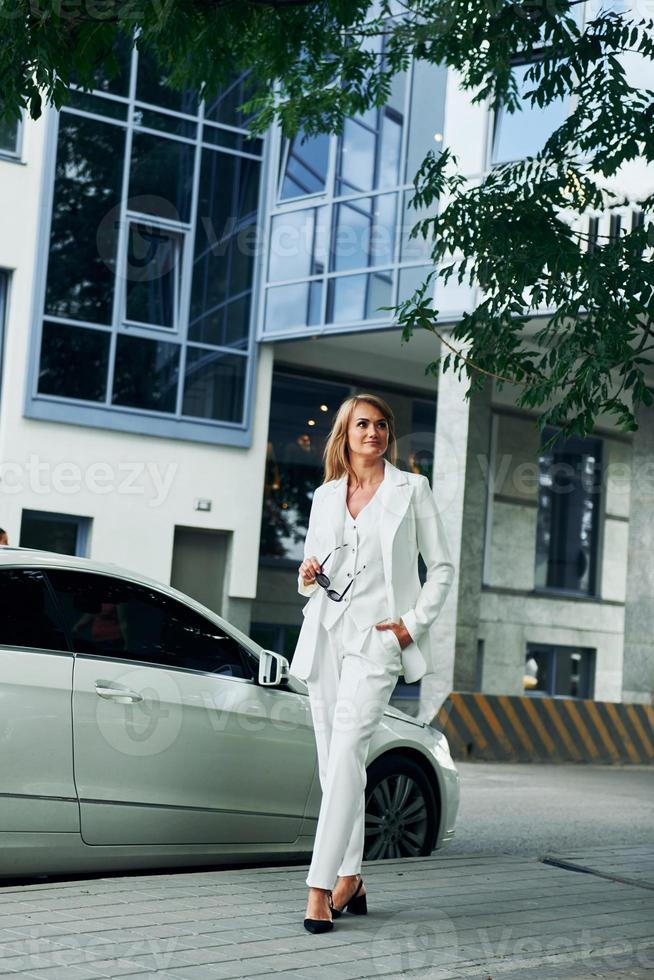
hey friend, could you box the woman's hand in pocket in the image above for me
[375,619,412,651]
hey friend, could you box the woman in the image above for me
[290,393,455,933]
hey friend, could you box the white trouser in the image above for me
[305,613,403,889]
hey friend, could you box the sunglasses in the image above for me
[315,544,366,602]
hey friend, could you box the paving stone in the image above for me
[1,847,652,980]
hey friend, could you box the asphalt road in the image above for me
[445,760,654,857]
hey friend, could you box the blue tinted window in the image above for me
[326,271,392,324]
[268,207,328,282]
[265,281,322,332]
[331,194,397,272]
[491,62,568,165]
[280,129,330,199]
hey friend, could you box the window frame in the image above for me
[20,510,92,558]
[277,128,333,204]
[525,642,596,700]
[121,218,187,337]
[24,52,267,448]
[534,426,604,599]
[0,113,23,162]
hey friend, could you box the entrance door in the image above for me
[171,527,228,615]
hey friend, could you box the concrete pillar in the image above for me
[621,401,654,704]
[418,345,492,721]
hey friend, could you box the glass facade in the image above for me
[33,47,263,441]
[262,51,447,338]
[260,370,436,564]
[535,427,602,595]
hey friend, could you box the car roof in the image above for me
[0,547,258,652]
[0,546,161,584]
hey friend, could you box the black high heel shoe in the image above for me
[330,875,367,919]
[303,889,334,933]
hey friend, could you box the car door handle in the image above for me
[95,683,144,703]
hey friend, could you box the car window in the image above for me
[47,570,252,678]
[0,568,69,653]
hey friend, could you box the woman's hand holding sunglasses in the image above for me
[299,556,322,586]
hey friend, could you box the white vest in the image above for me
[320,489,390,633]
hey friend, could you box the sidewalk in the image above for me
[0,845,651,979]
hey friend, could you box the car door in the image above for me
[0,567,78,834]
[47,569,317,846]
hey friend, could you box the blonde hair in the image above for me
[322,393,397,484]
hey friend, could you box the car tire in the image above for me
[364,754,439,860]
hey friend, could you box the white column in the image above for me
[418,339,492,721]
[622,398,654,704]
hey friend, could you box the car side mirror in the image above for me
[258,649,290,687]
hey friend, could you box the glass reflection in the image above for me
[189,148,260,349]
[136,47,198,115]
[535,428,602,594]
[204,72,257,128]
[268,207,328,282]
[326,271,392,324]
[129,132,195,223]
[45,115,125,325]
[38,322,110,402]
[331,193,397,272]
[492,62,568,165]
[397,265,432,304]
[265,281,322,332]
[112,335,180,413]
[125,223,180,329]
[182,348,246,423]
[280,129,330,199]
[337,104,404,196]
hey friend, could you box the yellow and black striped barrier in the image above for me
[432,692,654,764]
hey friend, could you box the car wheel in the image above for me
[364,755,438,860]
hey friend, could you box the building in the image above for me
[0,20,652,723]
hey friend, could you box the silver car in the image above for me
[0,548,460,878]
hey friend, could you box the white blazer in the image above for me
[290,458,455,684]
